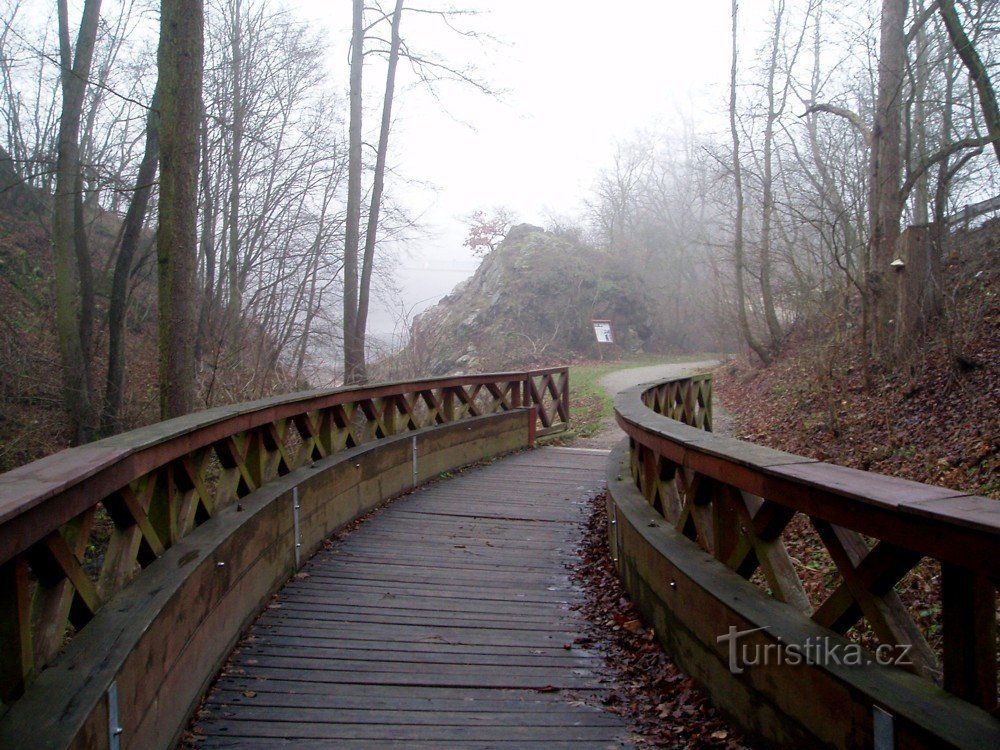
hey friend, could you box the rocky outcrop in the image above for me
[405,224,663,374]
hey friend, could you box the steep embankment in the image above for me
[398,224,675,375]
[715,220,999,499]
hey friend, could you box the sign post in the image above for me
[591,319,614,360]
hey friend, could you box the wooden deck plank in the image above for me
[200,707,623,727]
[237,645,603,668]
[207,687,605,711]
[193,448,630,748]
[200,739,624,749]
[249,622,583,646]
[196,719,623,741]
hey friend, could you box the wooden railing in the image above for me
[610,372,998,749]
[0,368,568,709]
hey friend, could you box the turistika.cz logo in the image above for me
[716,626,915,674]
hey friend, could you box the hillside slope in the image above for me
[715,220,999,499]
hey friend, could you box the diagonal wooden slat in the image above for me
[30,512,101,662]
[812,541,923,633]
[721,490,811,615]
[102,485,166,562]
[420,390,444,426]
[293,411,324,462]
[214,435,257,498]
[484,381,513,411]
[812,519,938,679]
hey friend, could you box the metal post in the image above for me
[292,487,301,568]
[108,681,123,750]
[411,435,418,488]
[873,706,894,750]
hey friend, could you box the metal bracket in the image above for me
[611,505,622,565]
[292,487,301,568]
[873,706,894,750]
[108,681,123,750]
[411,435,418,488]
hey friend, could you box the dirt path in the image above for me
[574,359,730,450]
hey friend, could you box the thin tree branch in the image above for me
[900,134,998,199]
[937,0,1000,167]
[801,102,873,146]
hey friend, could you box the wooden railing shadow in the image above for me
[608,372,997,749]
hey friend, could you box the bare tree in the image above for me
[53,0,102,443]
[354,0,405,384]
[157,0,203,418]
[102,88,159,434]
[867,0,908,354]
[731,0,772,364]
[341,0,365,384]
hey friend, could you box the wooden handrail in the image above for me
[0,368,568,706]
[615,373,998,713]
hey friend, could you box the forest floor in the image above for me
[714,223,998,500]
[707,220,998,676]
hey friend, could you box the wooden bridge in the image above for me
[194,447,624,748]
[0,368,997,749]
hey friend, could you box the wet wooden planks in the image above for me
[194,446,631,749]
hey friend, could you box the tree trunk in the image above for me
[73,169,95,397]
[911,8,931,226]
[730,0,771,366]
[195,114,216,365]
[157,0,204,419]
[226,0,244,345]
[759,0,784,349]
[102,89,160,435]
[932,51,957,258]
[354,0,405,384]
[937,0,1000,168]
[868,0,908,356]
[342,0,364,384]
[53,0,102,445]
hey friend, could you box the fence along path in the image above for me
[192,447,632,749]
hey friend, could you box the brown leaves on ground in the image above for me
[713,226,999,500]
[710,223,1000,662]
[575,492,751,749]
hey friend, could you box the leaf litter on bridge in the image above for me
[574,492,750,749]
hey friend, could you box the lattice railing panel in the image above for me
[526,369,569,436]
[617,373,998,711]
[0,369,569,706]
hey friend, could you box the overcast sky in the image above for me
[291,1,739,340]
